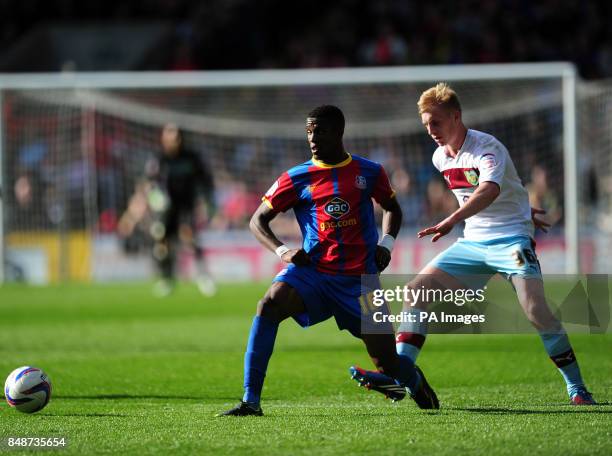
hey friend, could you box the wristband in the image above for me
[378,234,395,253]
[275,245,290,258]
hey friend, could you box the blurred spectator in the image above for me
[1,0,611,78]
[96,122,127,221]
[423,177,458,228]
[169,40,197,71]
[214,181,260,230]
[390,168,422,227]
[526,164,562,231]
[358,22,408,66]
[18,130,48,169]
[13,171,46,228]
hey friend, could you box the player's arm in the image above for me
[376,196,402,271]
[446,180,500,223]
[250,202,311,266]
[372,165,402,271]
[145,156,161,183]
[531,207,551,232]
[192,154,216,216]
[418,181,500,242]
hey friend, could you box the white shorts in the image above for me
[430,235,542,288]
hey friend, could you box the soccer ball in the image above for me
[4,366,52,413]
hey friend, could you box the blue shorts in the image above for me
[273,264,384,338]
[430,235,542,288]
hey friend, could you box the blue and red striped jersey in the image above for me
[262,154,395,275]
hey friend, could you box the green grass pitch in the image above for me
[0,282,610,455]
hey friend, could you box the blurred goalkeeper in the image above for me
[127,123,216,297]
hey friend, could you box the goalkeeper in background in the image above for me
[124,123,216,297]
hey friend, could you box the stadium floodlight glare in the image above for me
[0,63,586,282]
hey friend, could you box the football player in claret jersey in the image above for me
[355,83,595,405]
[218,105,438,416]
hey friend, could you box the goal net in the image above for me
[1,64,610,283]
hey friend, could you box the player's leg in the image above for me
[328,275,438,408]
[356,332,439,408]
[153,239,174,280]
[193,243,216,296]
[219,281,305,416]
[356,333,413,400]
[194,246,216,297]
[488,236,595,404]
[184,211,216,297]
[396,246,491,362]
[512,276,595,404]
[244,282,305,403]
[152,206,178,296]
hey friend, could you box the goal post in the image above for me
[0,63,590,282]
[0,89,4,284]
[562,67,579,276]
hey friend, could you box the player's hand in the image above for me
[281,249,312,266]
[418,216,455,242]
[531,207,551,233]
[375,245,392,272]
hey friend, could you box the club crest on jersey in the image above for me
[355,175,367,189]
[324,197,350,219]
[464,170,479,186]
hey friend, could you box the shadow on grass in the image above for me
[452,404,612,415]
[262,413,399,418]
[56,394,236,401]
[39,413,131,417]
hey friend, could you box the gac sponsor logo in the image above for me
[324,197,350,219]
[320,217,358,231]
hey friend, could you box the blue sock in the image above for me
[243,315,279,405]
[540,331,585,396]
[396,354,420,393]
[396,309,429,363]
[397,343,421,363]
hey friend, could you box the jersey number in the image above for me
[512,248,540,271]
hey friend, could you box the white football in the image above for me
[4,366,52,413]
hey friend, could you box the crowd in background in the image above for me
[0,0,611,78]
[8,110,576,244]
[4,0,608,242]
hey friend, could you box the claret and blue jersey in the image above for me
[263,154,395,275]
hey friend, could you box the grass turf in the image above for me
[0,282,610,455]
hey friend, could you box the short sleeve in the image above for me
[478,147,506,186]
[262,172,299,212]
[371,165,395,205]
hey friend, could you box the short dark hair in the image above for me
[307,105,345,133]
